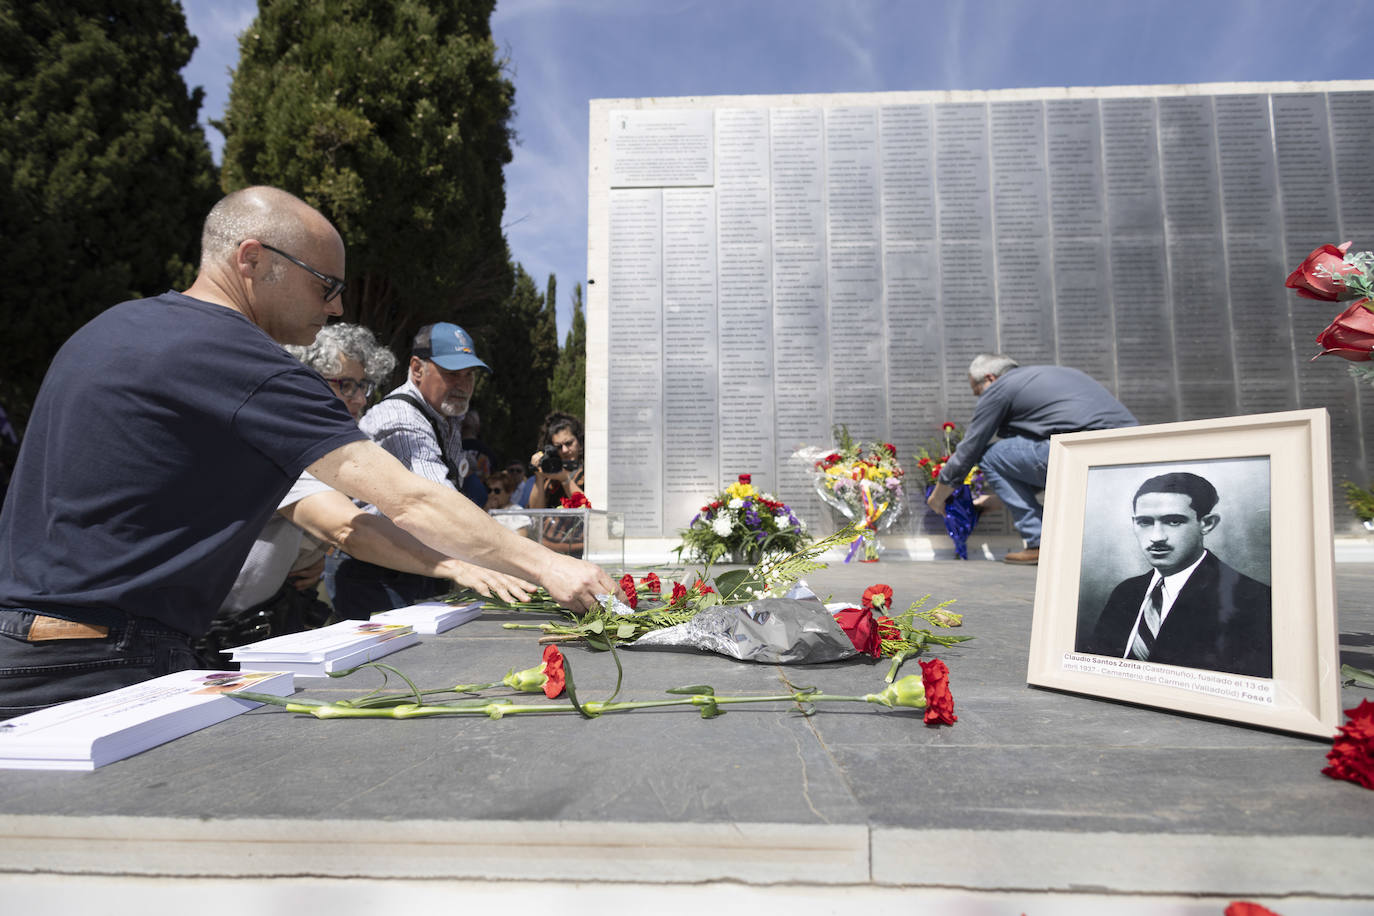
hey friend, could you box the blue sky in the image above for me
[180,0,1374,338]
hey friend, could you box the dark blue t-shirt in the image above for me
[0,292,367,634]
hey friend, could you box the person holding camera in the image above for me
[527,412,587,555]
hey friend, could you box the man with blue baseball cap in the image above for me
[329,322,497,617]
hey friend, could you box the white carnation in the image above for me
[774,512,792,529]
[711,515,734,537]
[727,497,745,509]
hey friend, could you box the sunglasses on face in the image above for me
[260,242,347,302]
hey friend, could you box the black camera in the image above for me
[539,444,563,474]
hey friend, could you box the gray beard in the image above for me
[438,396,469,419]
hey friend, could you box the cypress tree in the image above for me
[470,264,552,463]
[218,0,515,358]
[549,282,586,418]
[0,0,217,436]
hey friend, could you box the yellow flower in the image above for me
[725,481,758,500]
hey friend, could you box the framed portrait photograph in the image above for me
[1026,409,1340,738]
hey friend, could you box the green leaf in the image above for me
[615,622,637,640]
[583,631,614,652]
[696,697,723,718]
[1341,663,1374,689]
[666,684,715,695]
[714,568,761,601]
[559,653,598,719]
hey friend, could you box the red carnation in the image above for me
[883,443,896,455]
[825,452,840,463]
[1323,698,1374,790]
[541,645,566,699]
[833,607,882,658]
[642,572,661,595]
[861,583,893,612]
[919,658,957,725]
[738,473,751,485]
[671,581,688,603]
[619,573,638,610]
[560,493,591,509]
[942,422,957,432]
[694,580,714,596]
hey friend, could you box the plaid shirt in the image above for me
[357,380,468,502]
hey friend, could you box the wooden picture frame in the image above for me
[1026,409,1340,738]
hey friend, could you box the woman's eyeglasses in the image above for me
[325,377,375,399]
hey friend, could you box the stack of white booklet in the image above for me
[0,669,294,771]
[371,599,484,634]
[229,619,419,676]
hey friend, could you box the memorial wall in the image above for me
[584,83,1374,543]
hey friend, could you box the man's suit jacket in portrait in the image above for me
[1079,552,1272,678]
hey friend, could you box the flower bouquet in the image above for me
[912,422,984,560]
[799,426,906,562]
[675,474,810,566]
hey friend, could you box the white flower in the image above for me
[711,515,734,537]
[774,512,792,529]
[727,497,744,509]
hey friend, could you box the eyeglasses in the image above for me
[260,242,347,302]
[325,377,376,399]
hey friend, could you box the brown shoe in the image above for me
[1003,547,1039,565]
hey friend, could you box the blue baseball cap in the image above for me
[412,322,491,373]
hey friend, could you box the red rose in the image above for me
[1286,241,1358,301]
[1314,299,1374,361]
[919,658,957,725]
[833,607,882,658]
[918,457,930,466]
[1323,698,1374,790]
[825,453,840,463]
[671,581,688,603]
[619,573,638,610]
[541,645,566,699]
[738,473,751,484]
[642,572,661,595]
[561,493,591,509]
[883,443,896,455]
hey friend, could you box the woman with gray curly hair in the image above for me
[286,323,396,421]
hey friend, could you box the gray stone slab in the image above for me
[0,559,1370,897]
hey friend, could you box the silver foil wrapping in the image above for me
[628,596,857,664]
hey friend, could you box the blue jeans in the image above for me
[980,436,1052,547]
[0,609,202,719]
[325,553,447,620]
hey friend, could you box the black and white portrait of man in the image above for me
[1073,458,1273,679]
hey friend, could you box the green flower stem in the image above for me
[884,647,920,683]
[236,685,924,720]
[338,682,501,708]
